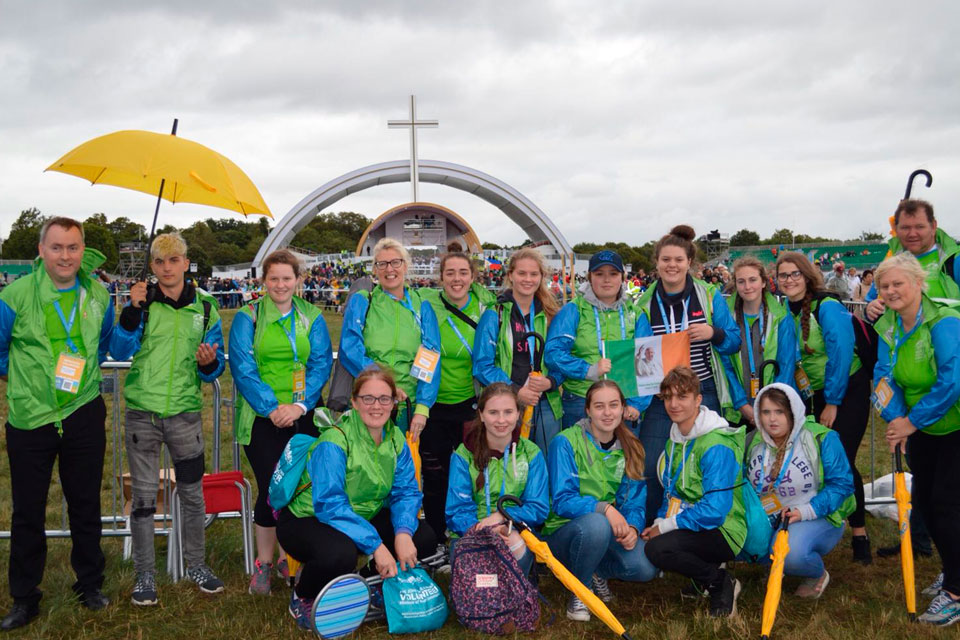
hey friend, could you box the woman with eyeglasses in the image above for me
[339,238,441,440]
[229,249,333,595]
[720,256,797,429]
[774,251,873,564]
[277,369,437,630]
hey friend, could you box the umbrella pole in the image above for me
[141,118,179,279]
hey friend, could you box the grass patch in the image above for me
[0,308,943,638]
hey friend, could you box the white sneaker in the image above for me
[566,595,591,622]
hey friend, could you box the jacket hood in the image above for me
[668,406,730,444]
[753,383,807,449]
[578,281,628,311]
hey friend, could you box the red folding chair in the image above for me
[168,471,254,581]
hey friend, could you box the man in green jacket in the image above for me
[0,217,115,631]
[109,233,226,606]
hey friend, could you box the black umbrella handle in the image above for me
[496,494,531,533]
[903,169,932,200]
[759,359,780,385]
[141,118,179,280]
[405,398,413,431]
[521,331,546,373]
[895,443,905,473]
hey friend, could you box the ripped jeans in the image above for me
[125,410,207,574]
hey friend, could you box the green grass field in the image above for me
[0,308,946,639]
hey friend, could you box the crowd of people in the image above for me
[0,198,958,633]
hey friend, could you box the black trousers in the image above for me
[5,396,107,605]
[277,508,437,600]
[813,365,871,529]
[243,411,317,527]
[909,428,960,596]
[644,528,735,591]
[419,398,474,543]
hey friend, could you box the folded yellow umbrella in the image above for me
[498,495,634,640]
[760,516,790,640]
[894,446,916,621]
[519,332,545,440]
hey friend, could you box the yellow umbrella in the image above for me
[894,446,916,621]
[46,124,272,217]
[497,495,634,640]
[760,516,790,640]
[519,332,545,440]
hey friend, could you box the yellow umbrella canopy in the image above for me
[46,129,272,217]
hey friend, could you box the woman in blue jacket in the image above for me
[276,369,437,630]
[745,383,855,599]
[543,380,656,622]
[774,252,872,564]
[545,250,652,429]
[229,249,333,595]
[446,383,549,576]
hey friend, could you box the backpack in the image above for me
[450,527,540,635]
[813,293,878,375]
[267,433,319,513]
[326,276,375,411]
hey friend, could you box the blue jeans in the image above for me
[762,519,845,579]
[449,536,535,577]
[529,397,562,454]
[546,512,657,586]
[639,377,720,527]
[561,391,586,429]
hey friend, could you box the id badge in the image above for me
[55,352,85,395]
[750,375,760,399]
[292,365,306,404]
[872,377,894,412]
[666,496,683,518]
[410,346,440,383]
[760,492,782,516]
[794,368,812,397]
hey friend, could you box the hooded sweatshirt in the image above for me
[654,406,747,553]
[744,383,855,525]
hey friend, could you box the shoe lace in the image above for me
[928,593,952,614]
[189,565,215,582]
[135,573,156,591]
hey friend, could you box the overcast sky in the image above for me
[1,1,957,249]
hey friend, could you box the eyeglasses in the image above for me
[776,270,803,283]
[374,259,404,270]
[356,395,395,406]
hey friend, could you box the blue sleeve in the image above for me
[108,302,143,361]
[97,297,115,365]
[819,301,855,405]
[339,294,376,377]
[0,299,15,376]
[389,442,423,537]
[305,315,334,409]
[865,282,878,303]
[228,313,279,416]
[508,450,550,527]
[198,318,225,382]
[548,436,598,518]
[721,354,749,411]
[311,441,382,554]
[675,445,738,532]
[954,257,960,286]
[908,318,960,429]
[809,431,855,519]
[615,476,647,532]
[875,337,910,422]
[415,300,441,409]
[445,452,480,536]
[710,290,741,355]
[543,303,590,380]
[473,308,512,386]
[626,312,653,414]
[775,315,798,388]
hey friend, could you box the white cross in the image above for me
[388,95,438,202]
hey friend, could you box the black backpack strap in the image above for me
[440,293,478,329]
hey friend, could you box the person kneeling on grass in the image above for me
[745,383,855,599]
[445,382,549,576]
[276,369,437,631]
[543,380,657,622]
[642,366,747,618]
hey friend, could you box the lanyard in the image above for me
[483,456,509,517]
[446,317,473,356]
[397,289,422,330]
[744,311,765,376]
[278,310,300,364]
[655,293,690,334]
[757,438,799,495]
[891,305,924,371]
[53,281,81,353]
[665,442,695,496]
[593,305,626,353]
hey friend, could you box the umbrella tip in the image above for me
[621,634,634,640]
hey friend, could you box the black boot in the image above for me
[1,603,39,632]
[852,535,873,565]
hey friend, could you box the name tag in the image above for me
[794,368,812,397]
[55,352,85,395]
[410,346,440,383]
[292,365,306,404]
[666,496,683,518]
[760,492,782,516]
[872,377,894,412]
[750,375,760,399]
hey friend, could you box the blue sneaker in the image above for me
[288,590,313,631]
[918,591,960,626]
